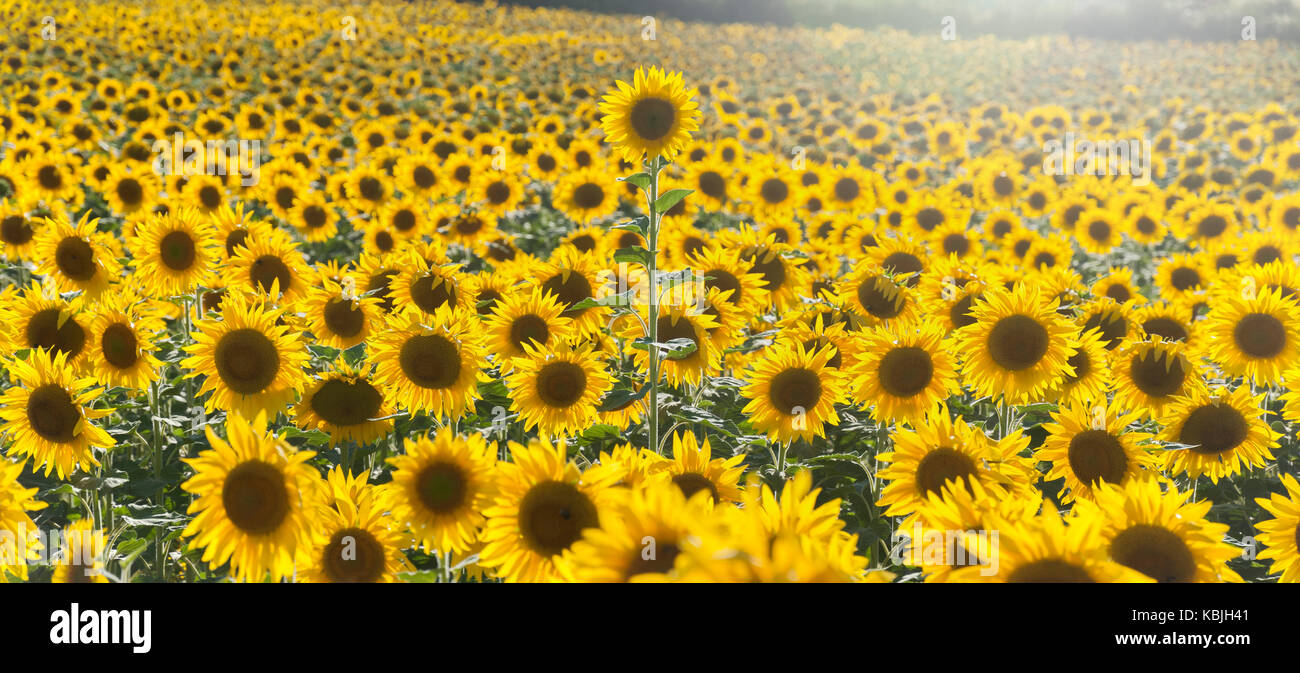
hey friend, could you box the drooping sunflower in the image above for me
[479,436,621,582]
[294,359,393,446]
[31,212,119,298]
[386,429,497,556]
[1037,399,1158,503]
[1159,386,1279,483]
[1253,473,1300,583]
[599,66,701,163]
[953,284,1079,404]
[1074,478,1244,583]
[131,207,220,297]
[181,292,310,418]
[741,341,845,445]
[83,289,164,391]
[1200,286,1300,386]
[849,323,959,424]
[484,288,576,372]
[0,348,114,479]
[181,412,323,582]
[370,305,487,421]
[506,340,612,438]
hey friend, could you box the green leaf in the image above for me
[613,245,651,266]
[610,217,648,236]
[662,337,697,360]
[618,173,652,190]
[598,384,649,412]
[653,188,693,213]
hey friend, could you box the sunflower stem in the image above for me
[645,154,663,455]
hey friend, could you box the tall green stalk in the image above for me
[644,155,663,455]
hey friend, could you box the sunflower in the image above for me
[534,247,608,335]
[31,212,119,298]
[647,430,745,505]
[1201,287,1300,386]
[1253,473,1300,583]
[0,206,39,261]
[948,508,1152,583]
[562,482,712,582]
[211,201,273,263]
[181,292,310,418]
[131,207,220,297]
[302,485,411,583]
[286,190,337,242]
[25,154,80,203]
[1092,267,1146,306]
[1076,298,1133,350]
[226,229,311,301]
[49,519,109,584]
[1131,301,1196,346]
[849,323,959,424]
[1124,203,1168,244]
[553,166,618,225]
[371,305,487,421]
[483,287,575,372]
[0,458,46,581]
[741,341,845,445]
[1037,400,1158,503]
[1074,207,1123,254]
[1,281,90,368]
[1078,478,1244,582]
[1159,386,1279,483]
[506,340,612,438]
[83,289,164,391]
[953,284,1079,404]
[294,360,393,446]
[473,170,526,215]
[102,163,160,217]
[1048,326,1111,407]
[0,349,115,479]
[479,436,620,582]
[684,158,733,211]
[181,412,322,582]
[599,66,700,163]
[875,407,1023,524]
[1111,336,1203,419]
[386,429,497,556]
[301,277,382,349]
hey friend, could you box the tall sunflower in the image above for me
[131,206,220,297]
[599,66,701,163]
[294,359,393,446]
[31,212,119,298]
[1201,286,1300,386]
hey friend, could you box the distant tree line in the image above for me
[469,0,1300,41]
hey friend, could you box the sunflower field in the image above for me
[0,0,1298,585]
